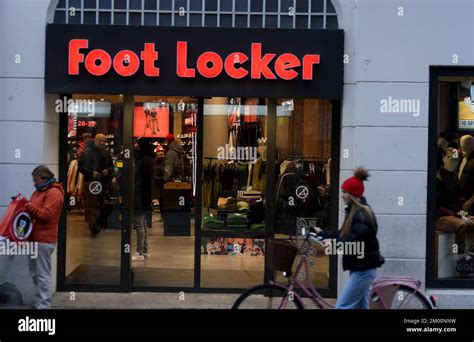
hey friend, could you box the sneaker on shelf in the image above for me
[132,253,145,261]
[143,253,151,259]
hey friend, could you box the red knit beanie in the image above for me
[341,167,370,197]
[166,133,175,143]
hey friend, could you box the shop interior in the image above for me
[435,76,474,280]
[64,94,334,290]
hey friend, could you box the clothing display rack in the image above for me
[275,155,331,235]
[203,157,251,210]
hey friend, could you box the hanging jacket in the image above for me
[275,168,320,234]
[318,198,384,271]
[25,182,65,244]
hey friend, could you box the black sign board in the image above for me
[45,24,343,99]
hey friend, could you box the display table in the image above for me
[161,182,192,236]
[164,182,192,190]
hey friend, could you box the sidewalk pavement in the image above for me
[50,292,334,309]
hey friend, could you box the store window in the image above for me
[65,94,124,284]
[430,70,474,285]
[274,99,333,289]
[131,96,197,287]
[200,97,334,289]
[201,97,267,288]
[62,94,337,291]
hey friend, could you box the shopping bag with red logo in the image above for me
[0,194,34,242]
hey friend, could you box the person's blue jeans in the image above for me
[336,268,378,309]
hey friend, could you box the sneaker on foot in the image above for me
[132,253,144,261]
[143,253,151,259]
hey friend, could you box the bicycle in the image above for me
[232,227,436,309]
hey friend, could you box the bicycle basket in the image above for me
[266,238,298,273]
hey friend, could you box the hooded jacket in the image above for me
[164,140,184,182]
[25,182,65,244]
[318,198,384,271]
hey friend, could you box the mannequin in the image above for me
[436,130,454,171]
[459,135,474,214]
[257,146,267,161]
[436,147,474,271]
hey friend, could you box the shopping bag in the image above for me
[0,194,34,242]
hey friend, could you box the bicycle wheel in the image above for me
[232,284,304,309]
[373,285,434,309]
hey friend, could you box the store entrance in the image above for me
[61,94,199,290]
[130,96,198,288]
[60,94,339,294]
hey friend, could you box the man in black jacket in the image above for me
[78,133,114,237]
[132,138,155,261]
[163,134,185,182]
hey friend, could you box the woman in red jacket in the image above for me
[25,165,65,309]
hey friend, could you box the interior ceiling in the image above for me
[72,94,198,104]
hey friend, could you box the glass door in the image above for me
[62,94,128,289]
[130,96,198,288]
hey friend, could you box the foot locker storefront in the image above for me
[45,24,343,294]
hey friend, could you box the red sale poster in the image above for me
[133,103,170,138]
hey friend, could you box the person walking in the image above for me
[25,165,65,309]
[314,167,384,309]
[132,138,155,261]
[78,133,114,237]
[163,134,184,182]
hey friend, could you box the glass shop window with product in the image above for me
[63,94,333,289]
[201,97,267,289]
[274,99,333,289]
[435,78,474,280]
[200,97,333,289]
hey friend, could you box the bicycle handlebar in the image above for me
[300,227,326,247]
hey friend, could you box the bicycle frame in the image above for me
[261,232,434,310]
[269,253,335,309]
